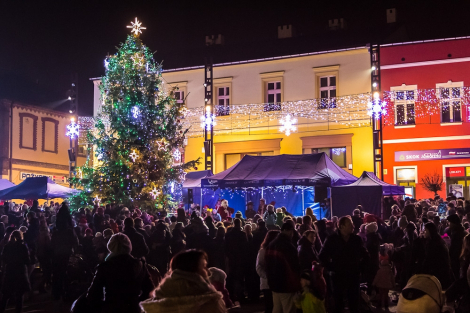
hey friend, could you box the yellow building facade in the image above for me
[160,47,374,176]
[0,99,85,186]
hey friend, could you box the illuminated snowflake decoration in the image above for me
[279,114,297,136]
[149,187,160,199]
[129,150,139,162]
[200,112,216,131]
[127,17,146,36]
[131,106,140,118]
[66,120,80,139]
[173,149,181,163]
[332,148,346,156]
[367,95,387,120]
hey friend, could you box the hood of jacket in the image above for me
[141,270,225,313]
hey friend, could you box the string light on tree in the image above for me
[126,17,146,36]
[129,150,139,162]
[67,18,199,211]
[66,118,80,139]
[279,114,297,136]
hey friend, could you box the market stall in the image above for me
[201,153,357,217]
[330,171,405,218]
[0,177,79,200]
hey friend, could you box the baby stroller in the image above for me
[396,274,444,313]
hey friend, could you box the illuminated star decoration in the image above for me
[200,112,217,131]
[66,120,80,139]
[156,140,168,151]
[77,168,83,179]
[131,106,140,118]
[180,171,187,181]
[279,114,297,136]
[149,187,160,199]
[94,196,101,204]
[367,93,387,120]
[131,53,145,67]
[180,107,190,117]
[129,150,139,162]
[127,17,146,36]
[173,149,181,163]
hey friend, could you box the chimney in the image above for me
[278,25,294,39]
[328,18,346,30]
[205,34,225,46]
[386,8,396,23]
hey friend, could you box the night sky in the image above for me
[1,0,469,115]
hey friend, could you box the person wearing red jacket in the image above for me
[217,200,234,221]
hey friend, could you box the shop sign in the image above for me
[20,172,68,184]
[446,167,465,177]
[466,167,470,176]
[395,148,470,162]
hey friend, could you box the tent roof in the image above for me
[0,177,79,200]
[0,179,15,191]
[183,170,213,188]
[201,153,357,188]
[335,171,405,195]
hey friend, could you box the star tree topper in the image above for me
[149,187,160,199]
[127,18,146,37]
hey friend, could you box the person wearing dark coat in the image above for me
[252,220,268,252]
[225,218,249,302]
[447,214,468,280]
[245,201,256,220]
[122,217,149,259]
[93,207,105,233]
[351,209,363,234]
[297,230,319,271]
[421,222,454,289]
[0,230,31,313]
[319,216,369,313]
[134,218,150,244]
[204,216,217,238]
[86,233,154,313]
[51,205,78,301]
[265,222,301,313]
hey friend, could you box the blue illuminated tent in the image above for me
[331,171,405,218]
[200,153,357,217]
[0,177,79,200]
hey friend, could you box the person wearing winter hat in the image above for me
[86,233,154,313]
[208,267,233,308]
[365,222,378,234]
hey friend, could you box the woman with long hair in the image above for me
[256,230,280,313]
[0,230,31,313]
[460,234,470,279]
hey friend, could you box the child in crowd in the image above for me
[294,262,326,313]
[373,244,395,309]
[275,208,285,228]
[208,267,233,309]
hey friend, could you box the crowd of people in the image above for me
[0,194,469,312]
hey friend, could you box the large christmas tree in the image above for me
[70,19,198,210]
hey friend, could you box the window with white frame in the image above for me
[437,81,463,123]
[391,84,417,126]
[319,75,337,109]
[174,90,185,104]
[216,86,230,116]
[265,81,282,111]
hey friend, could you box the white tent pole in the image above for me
[261,187,264,199]
[200,188,203,208]
[329,187,333,218]
[302,189,305,216]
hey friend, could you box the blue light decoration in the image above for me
[200,111,216,131]
[66,119,80,139]
[131,106,140,118]
[367,92,387,120]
